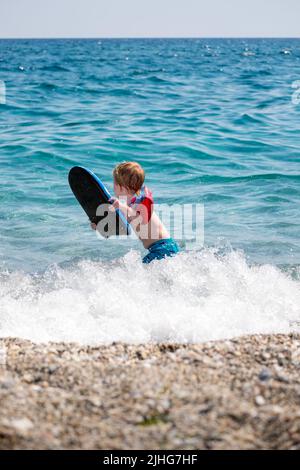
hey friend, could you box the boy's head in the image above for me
[113,162,145,196]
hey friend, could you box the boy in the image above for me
[91,161,179,263]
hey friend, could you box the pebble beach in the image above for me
[1,334,300,450]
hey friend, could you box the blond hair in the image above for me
[113,162,145,193]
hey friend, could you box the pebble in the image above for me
[255,395,266,406]
[0,376,16,389]
[258,368,272,382]
[2,418,34,436]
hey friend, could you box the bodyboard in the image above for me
[68,166,130,238]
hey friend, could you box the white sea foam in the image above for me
[0,249,299,345]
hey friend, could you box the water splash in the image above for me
[0,249,299,345]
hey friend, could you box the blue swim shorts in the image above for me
[142,238,180,264]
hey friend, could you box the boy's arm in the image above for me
[110,198,138,222]
[90,199,138,230]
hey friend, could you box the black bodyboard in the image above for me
[68,166,130,238]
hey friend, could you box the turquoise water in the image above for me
[0,39,300,344]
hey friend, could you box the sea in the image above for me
[0,38,300,344]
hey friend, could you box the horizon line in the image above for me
[0,36,300,40]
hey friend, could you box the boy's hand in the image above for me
[109,197,119,210]
[90,222,97,230]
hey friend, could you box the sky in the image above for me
[0,0,299,38]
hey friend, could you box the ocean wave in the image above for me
[41,64,72,72]
[0,249,299,345]
[147,75,171,84]
[233,113,267,126]
[38,82,60,91]
[193,173,300,184]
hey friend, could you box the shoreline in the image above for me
[1,334,300,449]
